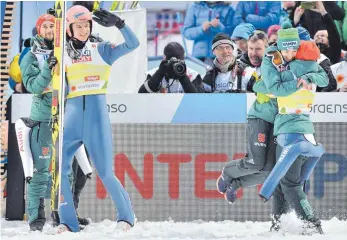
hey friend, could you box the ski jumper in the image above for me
[221,72,277,191]
[59,25,139,232]
[259,43,328,221]
[20,35,54,226]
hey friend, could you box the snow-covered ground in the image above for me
[1,213,347,240]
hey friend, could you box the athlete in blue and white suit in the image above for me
[58,6,139,232]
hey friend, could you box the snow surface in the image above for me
[1,213,347,240]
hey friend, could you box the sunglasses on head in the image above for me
[249,31,267,40]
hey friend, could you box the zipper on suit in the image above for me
[37,123,40,142]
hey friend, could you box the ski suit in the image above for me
[219,55,277,192]
[20,36,54,226]
[59,24,139,232]
[258,44,328,221]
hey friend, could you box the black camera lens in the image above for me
[173,63,185,75]
[168,57,186,77]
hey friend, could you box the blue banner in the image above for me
[172,94,247,123]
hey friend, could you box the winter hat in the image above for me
[297,26,311,41]
[212,33,235,51]
[231,23,256,40]
[277,21,300,51]
[267,25,280,39]
[164,42,185,60]
[36,14,55,36]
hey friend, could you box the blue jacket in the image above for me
[233,1,281,32]
[183,2,234,58]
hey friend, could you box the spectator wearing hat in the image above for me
[267,25,281,45]
[231,23,256,55]
[194,33,239,92]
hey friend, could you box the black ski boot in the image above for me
[270,216,281,232]
[29,198,46,231]
[303,217,323,235]
[29,219,45,232]
[51,210,60,227]
[77,214,90,226]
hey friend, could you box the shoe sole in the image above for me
[216,175,226,194]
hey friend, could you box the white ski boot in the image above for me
[116,221,131,232]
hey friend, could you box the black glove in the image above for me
[93,9,125,29]
[157,60,169,75]
[178,75,197,93]
[138,62,167,93]
[47,53,58,69]
[236,60,248,76]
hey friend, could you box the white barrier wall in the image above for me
[9,93,347,222]
[11,93,347,123]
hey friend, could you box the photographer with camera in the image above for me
[138,42,201,93]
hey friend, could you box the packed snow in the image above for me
[1,212,346,240]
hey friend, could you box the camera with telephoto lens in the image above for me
[167,57,186,77]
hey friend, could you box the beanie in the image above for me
[36,14,55,36]
[164,42,185,60]
[267,25,280,39]
[277,21,300,51]
[231,23,256,40]
[297,26,311,41]
[212,33,235,51]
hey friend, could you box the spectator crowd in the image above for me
[169,1,347,93]
[7,1,347,94]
